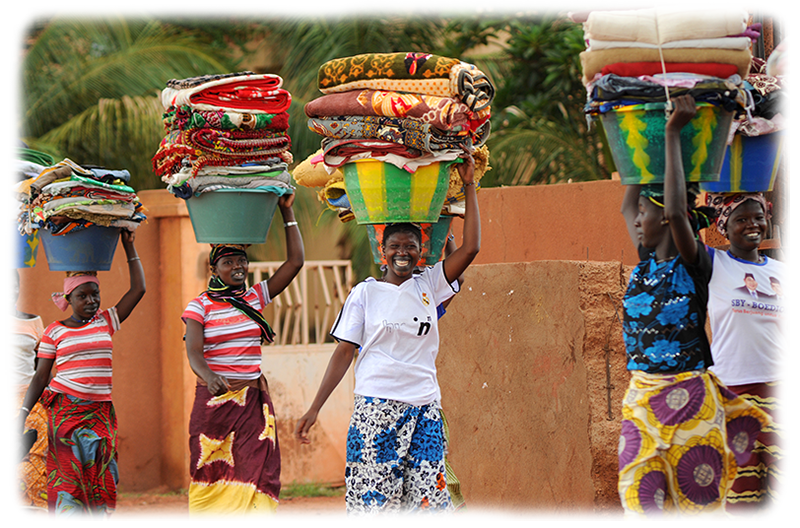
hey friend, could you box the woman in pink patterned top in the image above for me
[18,229,145,515]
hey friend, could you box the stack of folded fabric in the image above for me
[16,158,146,237]
[152,71,295,200]
[295,52,494,225]
[5,145,54,222]
[578,7,755,85]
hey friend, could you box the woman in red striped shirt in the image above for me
[182,193,303,514]
[18,229,145,515]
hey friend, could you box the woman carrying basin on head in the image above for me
[18,229,145,515]
[182,193,303,514]
[294,152,480,514]
[617,95,769,516]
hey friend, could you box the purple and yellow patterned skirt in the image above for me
[618,370,770,516]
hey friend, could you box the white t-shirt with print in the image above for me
[707,247,785,385]
[331,261,459,406]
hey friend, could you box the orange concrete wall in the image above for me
[451,179,639,266]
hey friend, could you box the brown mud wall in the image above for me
[438,260,632,513]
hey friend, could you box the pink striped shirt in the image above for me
[37,307,120,401]
[181,281,271,380]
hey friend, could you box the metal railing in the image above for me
[248,260,353,346]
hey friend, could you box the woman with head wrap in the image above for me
[18,230,145,515]
[616,95,769,516]
[181,193,303,514]
[13,270,47,510]
[703,191,783,511]
[294,153,480,514]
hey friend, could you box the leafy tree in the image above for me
[480,16,613,186]
[21,17,244,190]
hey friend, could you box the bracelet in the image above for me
[447,233,455,241]
[20,406,30,414]
[284,221,298,228]
[464,182,475,187]
[127,257,141,262]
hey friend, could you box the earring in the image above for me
[661,219,669,225]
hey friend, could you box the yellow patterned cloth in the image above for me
[17,387,48,509]
[317,52,494,112]
[618,370,770,516]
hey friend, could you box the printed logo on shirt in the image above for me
[730,272,783,316]
[421,292,430,306]
[414,316,432,336]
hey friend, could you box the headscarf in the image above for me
[639,183,716,234]
[705,192,772,237]
[51,272,99,311]
[207,244,275,344]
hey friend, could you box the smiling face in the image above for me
[634,196,669,248]
[382,231,421,284]
[6,274,19,315]
[727,199,767,253]
[67,282,101,321]
[744,275,758,292]
[212,253,249,287]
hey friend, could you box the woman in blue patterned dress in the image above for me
[617,95,769,516]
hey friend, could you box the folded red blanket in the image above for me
[161,73,291,114]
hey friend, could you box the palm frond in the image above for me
[36,94,166,189]
[23,18,235,137]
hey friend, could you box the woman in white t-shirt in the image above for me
[704,191,783,511]
[294,153,480,513]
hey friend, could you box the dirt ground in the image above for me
[115,491,345,516]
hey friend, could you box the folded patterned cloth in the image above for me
[587,36,752,51]
[317,52,495,112]
[161,72,291,114]
[582,7,748,44]
[305,89,490,133]
[321,138,462,173]
[163,105,290,132]
[308,115,490,153]
[166,71,256,89]
[586,74,747,113]
[152,128,293,179]
[161,161,290,188]
[20,158,93,195]
[17,159,48,182]
[580,48,752,83]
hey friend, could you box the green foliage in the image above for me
[442,0,633,186]
[22,17,243,190]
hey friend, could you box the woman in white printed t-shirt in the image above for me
[295,153,480,514]
[704,192,784,511]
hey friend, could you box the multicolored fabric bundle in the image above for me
[152,71,295,200]
[574,8,754,185]
[15,158,146,237]
[295,52,493,228]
